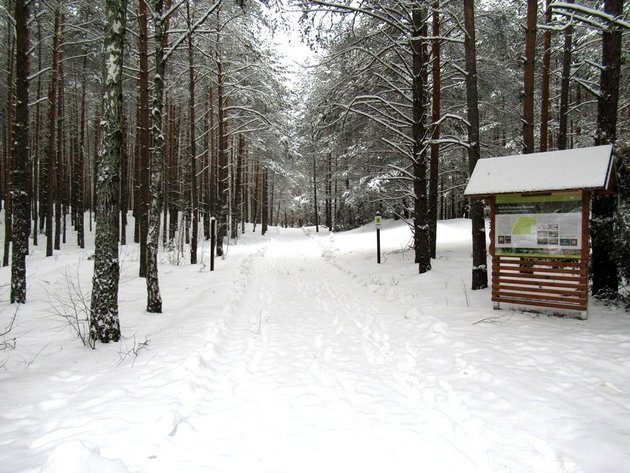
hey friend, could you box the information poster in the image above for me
[495,192,582,258]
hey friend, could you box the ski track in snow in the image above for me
[1,222,629,473]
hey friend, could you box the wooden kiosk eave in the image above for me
[464,145,617,318]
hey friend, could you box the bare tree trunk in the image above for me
[539,0,552,151]
[54,39,65,251]
[325,152,332,229]
[3,40,14,268]
[522,0,537,154]
[591,0,622,299]
[138,0,150,276]
[313,155,319,232]
[412,7,431,273]
[429,0,441,259]
[261,169,268,235]
[146,0,166,313]
[90,0,127,343]
[464,0,488,290]
[45,11,62,257]
[203,86,211,239]
[187,1,198,264]
[77,59,86,249]
[33,18,42,246]
[10,0,30,303]
[557,0,574,150]
[216,14,229,256]
[231,134,243,239]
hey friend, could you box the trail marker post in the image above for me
[210,217,217,272]
[375,211,382,264]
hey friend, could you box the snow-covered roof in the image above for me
[464,145,616,197]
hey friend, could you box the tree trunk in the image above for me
[138,0,150,277]
[464,0,488,290]
[216,18,229,256]
[90,0,127,343]
[261,169,268,235]
[3,40,14,268]
[54,40,65,251]
[429,0,441,259]
[187,1,198,264]
[33,18,42,246]
[591,0,622,299]
[522,0,537,154]
[45,11,62,257]
[539,0,552,152]
[557,0,574,150]
[411,7,431,273]
[10,0,30,303]
[76,55,87,248]
[146,0,166,313]
[231,134,243,239]
[313,155,319,232]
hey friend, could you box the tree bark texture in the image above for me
[146,0,165,313]
[45,11,62,257]
[137,0,150,276]
[429,0,440,259]
[3,40,14,268]
[10,0,30,303]
[187,1,198,264]
[411,8,431,273]
[90,0,127,342]
[539,0,552,152]
[557,0,574,150]
[522,0,537,154]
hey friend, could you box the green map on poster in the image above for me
[512,216,537,235]
[494,192,582,259]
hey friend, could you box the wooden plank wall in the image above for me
[492,257,588,311]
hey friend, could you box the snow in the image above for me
[1,216,630,473]
[465,145,615,196]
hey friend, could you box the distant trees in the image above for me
[297,0,628,294]
[0,0,627,318]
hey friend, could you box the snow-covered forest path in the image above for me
[162,230,489,472]
[2,222,630,473]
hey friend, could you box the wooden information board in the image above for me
[489,191,590,314]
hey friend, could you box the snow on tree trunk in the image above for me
[146,0,165,313]
[138,0,151,277]
[522,0,537,154]
[429,0,441,260]
[591,0,622,299]
[411,8,431,274]
[45,11,62,258]
[464,0,488,291]
[10,0,30,304]
[90,0,128,342]
[557,0,574,151]
[187,0,198,264]
[539,0,552,152]
[216,32,229,256]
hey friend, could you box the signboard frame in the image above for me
[494,191,583,259]
[489,191,590,316]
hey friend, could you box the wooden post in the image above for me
[210,217,216,272]
[375,211,382,264]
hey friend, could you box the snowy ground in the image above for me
[1,218,629,473]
